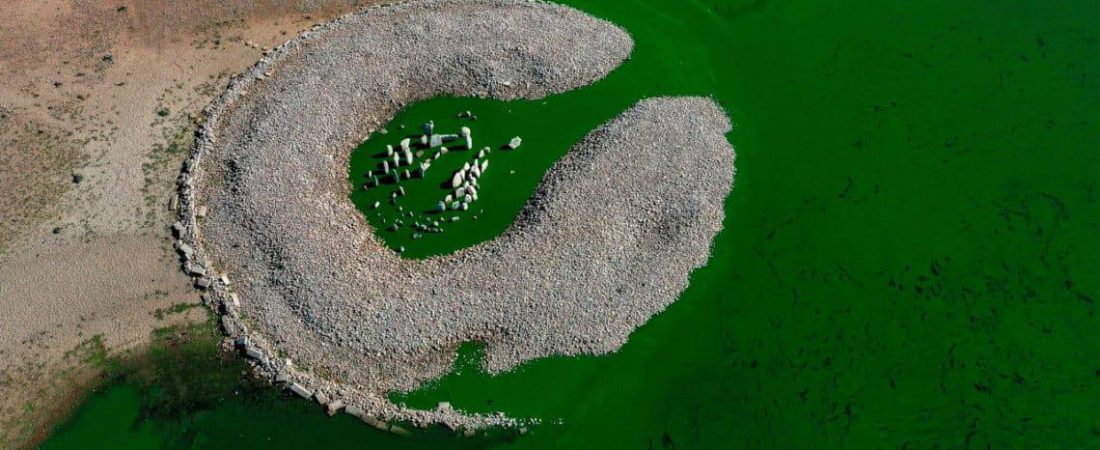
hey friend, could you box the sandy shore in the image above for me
[185,0,734,430]
[0,1,372,447]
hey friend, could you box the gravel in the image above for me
[176,0,734,431]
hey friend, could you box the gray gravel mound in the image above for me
[176,0,734,430]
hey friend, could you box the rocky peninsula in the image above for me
[175,0,734,431]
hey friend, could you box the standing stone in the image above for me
[508,136,522,149]
[386,145,394,157]
[400,138,411,152]
[460,126,473,149]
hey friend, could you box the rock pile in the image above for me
[176,0,733,433]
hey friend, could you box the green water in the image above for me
[40,0,1100,448]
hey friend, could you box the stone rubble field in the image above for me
[175,0,734,431]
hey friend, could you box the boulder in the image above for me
[460,126,472,149]
[326,399,345,416]
[288,380,314,398]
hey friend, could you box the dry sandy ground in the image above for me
[0,1,374,447]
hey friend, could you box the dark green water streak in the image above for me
[40,0,1100,448]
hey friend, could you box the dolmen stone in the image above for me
[460,126,472,149]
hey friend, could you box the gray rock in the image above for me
[288,383,312,399]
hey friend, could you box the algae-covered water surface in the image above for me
[41,0,1100,448]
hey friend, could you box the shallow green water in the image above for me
[40,0,1100,448]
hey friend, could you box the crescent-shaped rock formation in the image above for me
[174,0,734,430]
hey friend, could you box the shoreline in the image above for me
[0,2,375,448]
